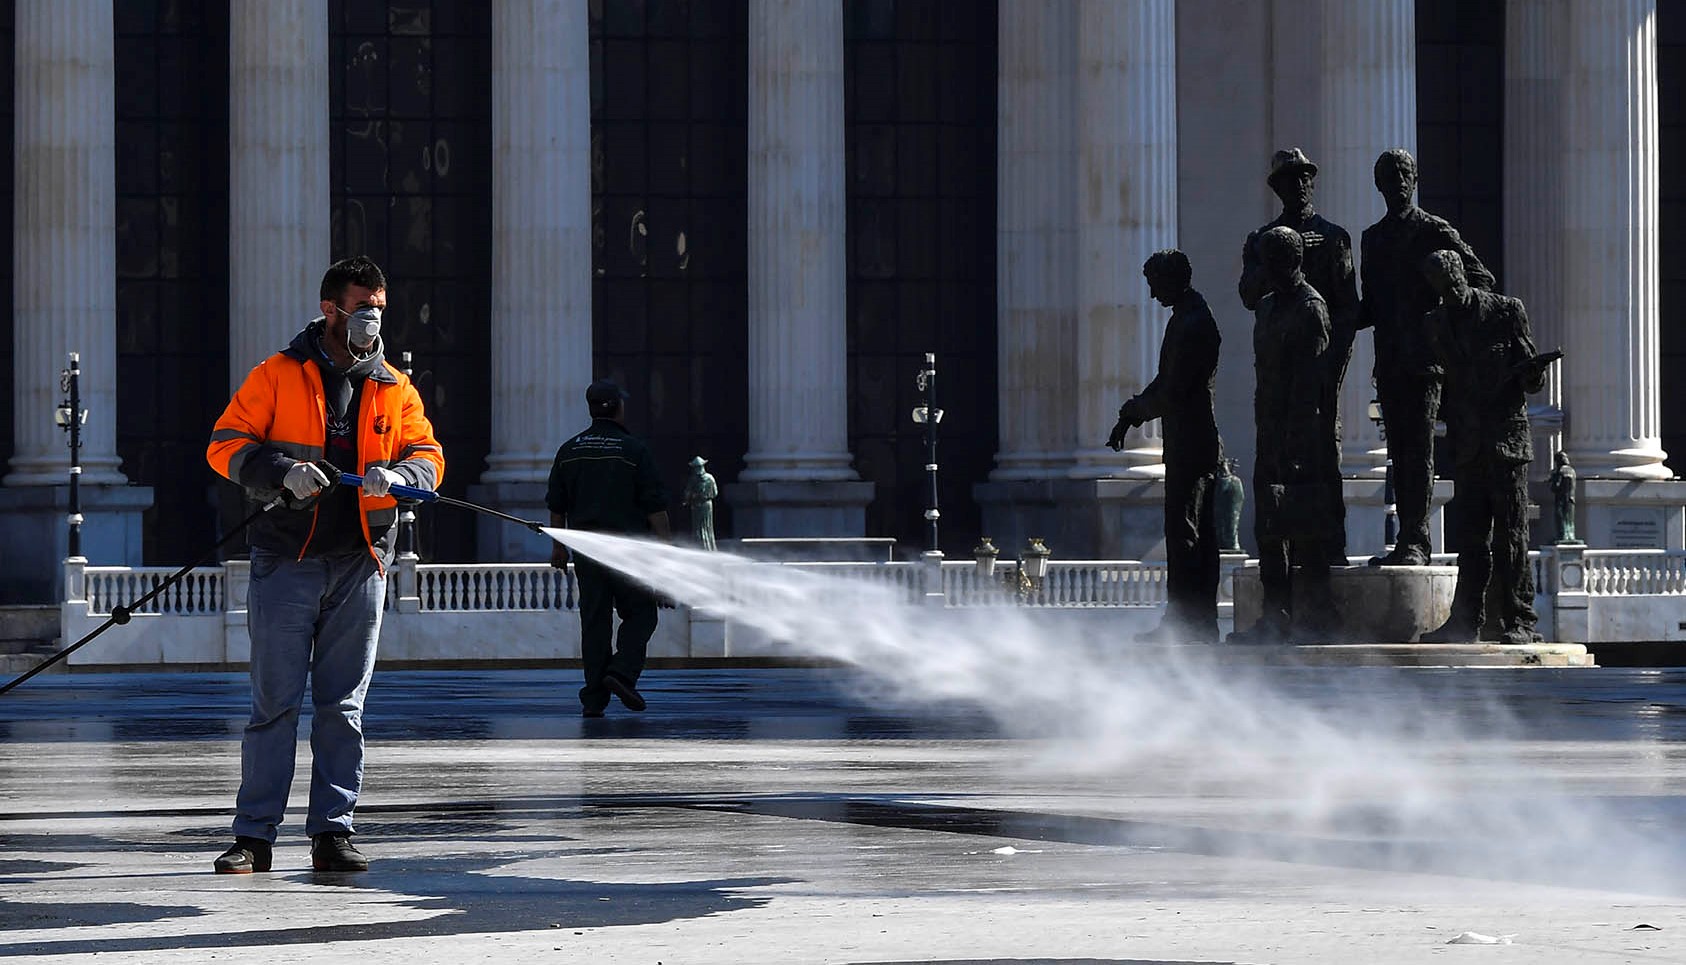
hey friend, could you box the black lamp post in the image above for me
[54,353,87,559]
[397,350,418,559]
[912,352,943,556]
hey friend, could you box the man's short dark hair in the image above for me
[1142,249,1192,291]
[320,256,387,303]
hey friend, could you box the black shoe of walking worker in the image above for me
[547,379,672,717]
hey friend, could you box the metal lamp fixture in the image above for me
[972,536,999,578]
[56,353,87,558]
[1020,537,1051,582]
[912,352,943,556]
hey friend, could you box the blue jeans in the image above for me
[233,548,385,843]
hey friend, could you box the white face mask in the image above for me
[336,305,382,355]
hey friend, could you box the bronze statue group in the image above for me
[1111,148,1560,647]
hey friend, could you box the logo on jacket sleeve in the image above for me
[373,415,391,435]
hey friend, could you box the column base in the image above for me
[722,479,875,538]
[1576,478,1686,550]
[973,477,1167,560]
[0,484,153,603]
[467,480,556,562]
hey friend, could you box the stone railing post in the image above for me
[394,552,421,614]
[920,551,945,606]
[59,555,87,650]
[222,558,251,664]
[1552,543,1589,643]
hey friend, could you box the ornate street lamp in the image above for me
[972,536,999,579]
[54,353,87,559]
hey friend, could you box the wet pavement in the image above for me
[2,667,1686,964]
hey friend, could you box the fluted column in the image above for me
[482,0,593,484]
[740,0,854,483]
[1320,0,1416,476]
[1070,0,1177,479]
[993,0,1077,480]
[1561,0,1669,478]
[1504,0,1568,476]
[229,0,329,383]
[6,0,124,487]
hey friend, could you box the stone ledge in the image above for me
[1215,641,1594,668]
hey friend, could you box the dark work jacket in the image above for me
[1427,290,1542,468]
[1240,210,1359,338]
[1129,289,1222,476]
[1253,280,1331,483]
[1360,204,1495,379]
[545,418,669,534]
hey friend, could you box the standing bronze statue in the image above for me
[1239,148,1358,566]
[1108,250,1223,643]
[682,455,718,551]
[1359,149,1496,567]
[1549,452,1578,544]
[1418,250,1557,645]
[1228,227,1339,644]
[1214,458,1245,554]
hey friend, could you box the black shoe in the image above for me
[604,674,646,712]
[213,836,272,874]
[1226,620,1288,645]
[1369,546,1430,567]
[310,832,369,873]
[582,706,606,718]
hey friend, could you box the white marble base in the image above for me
[723,480,875,538]
[1577,478,1686,550]
[0,484,152,603]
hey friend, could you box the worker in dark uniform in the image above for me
[1239,148,1359,566]
[1229,227,1339,644]
[1108,249,1223,643]
[546,379,672,717]
[1359,148,1496,567]
[1419,250,1553,645]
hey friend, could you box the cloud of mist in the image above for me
[547,528,1686,895]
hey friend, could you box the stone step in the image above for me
[0,604,58,643]
[0,651,62,677]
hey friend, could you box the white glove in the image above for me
[282,461,331,500]
[360,466,405,497]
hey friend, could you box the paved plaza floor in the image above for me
[2,666,1685,964]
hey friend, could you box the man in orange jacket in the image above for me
[206,256,443,875]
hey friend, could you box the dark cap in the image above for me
[586,378,629,410]
[1267,147,1318,184]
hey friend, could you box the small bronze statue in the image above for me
[1549,451,1578,544]
[1215,458,1245,553]
[1108,249,1223,643]
[1227,227,1339,644]
[682,455,718,551]
[1239,148,1357,565]
[1360,149,1496,567]
[1418,250,1558,645]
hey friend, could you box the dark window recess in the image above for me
[114,0,230,564]
[328,0,493,562]
[845,0,999,556]
[1661,0,1686,477]
[589,0,749,542]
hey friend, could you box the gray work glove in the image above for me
[282,460,331,500]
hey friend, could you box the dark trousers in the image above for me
[574,555,659,710]
[1445,459,1538,637]
[1164,466,1219,639]
[1378,371,1442,557]
[1257,536,1336,637]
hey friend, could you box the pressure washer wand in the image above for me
[337,472,545,532]
[0,495,286,697]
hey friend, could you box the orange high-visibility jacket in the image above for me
[207,344,444,562]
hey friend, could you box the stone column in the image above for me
[1560,0,1670,481]
[727,0,873,537]
[991,0,1077,482]
[1503,0,1568,480]
[229,0,329,381]
[0,0,151,600]
[473,0,596,560]
[1319,0,1415,478]
[978,0,1177,559]
[1072,0,1177,478]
